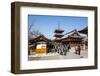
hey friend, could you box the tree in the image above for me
[28,21,42,39]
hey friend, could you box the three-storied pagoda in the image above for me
[54,25,64,45]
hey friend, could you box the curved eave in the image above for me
[54,35,64,37]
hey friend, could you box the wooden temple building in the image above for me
[78,26,88,35]
[61,29,87,47]
[53,26,87,47]
[28,34,51,55]
[78,27,88,47]
[28,26,88,55]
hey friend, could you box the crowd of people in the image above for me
[47,43,81,56]
[47,44,70,56]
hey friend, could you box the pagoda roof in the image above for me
[54,29,64,33]
[54,34,64,37]
[29,34,51,43]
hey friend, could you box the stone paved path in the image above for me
[28,49,88,60]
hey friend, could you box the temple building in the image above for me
[78,26,88,35]
[28,26,88,55]
[62,29,87,48]
[28,34,51,55]
[78,26,88,47]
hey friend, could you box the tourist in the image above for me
[63,44,68,56]
[75,46,78,54]
[78,45,81,55]
[75,45,81,55]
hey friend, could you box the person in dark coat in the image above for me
[75,45,81,55]
[67,44,70,52]
[63,45,68,56]
[78,45,81,55]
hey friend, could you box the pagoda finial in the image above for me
[58,23,60,29]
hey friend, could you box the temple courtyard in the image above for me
[28,49,88,60]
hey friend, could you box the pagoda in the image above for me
[54,25,64,44]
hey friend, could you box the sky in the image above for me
[28,15,88,39]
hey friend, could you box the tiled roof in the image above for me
[62,29,87,39]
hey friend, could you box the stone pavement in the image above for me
[28,49,88,60]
